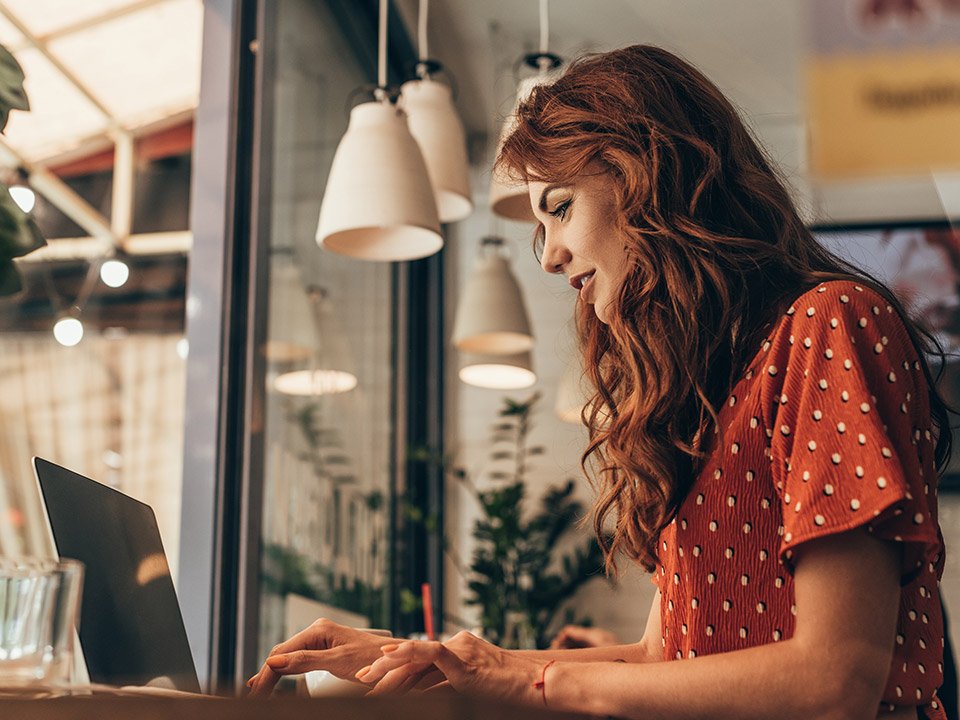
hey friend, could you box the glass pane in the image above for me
[257,0,395,657]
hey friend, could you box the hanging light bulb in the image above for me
[8,167,35,213]
[316,0,442,261]
[489,0,563,222]
[459,351,536,390]
[53,316,84,347]
[399,0,472,223]
[273,287,358,396]
[9,184,35,213]
[100,258,130,288]
[452,236,533,354]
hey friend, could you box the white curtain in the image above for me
[0,332,185,578]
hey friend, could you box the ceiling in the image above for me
[0,0,202,164]
[394,0,804,147]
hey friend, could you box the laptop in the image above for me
[32,457,201,693]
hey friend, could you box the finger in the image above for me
[366,664,426,697]
[265,649,339,676]
[423,679,456,695]
[247,663,282,697]
[412,668,445,691]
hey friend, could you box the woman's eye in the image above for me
[549,199,572,220]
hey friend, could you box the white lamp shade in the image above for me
[400,79,473,223]
[316,101,443,261]
[489,76,550,223]
[555,354,591,423]
[273,369,358,396]
[272,289,358,396]
[459,351,536,390]
[264,255,312,363]
[452,253,533,354]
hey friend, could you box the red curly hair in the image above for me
[496,45,953,575]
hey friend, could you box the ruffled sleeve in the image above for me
[759,281,941,581]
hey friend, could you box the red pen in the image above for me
[421,582,435,641]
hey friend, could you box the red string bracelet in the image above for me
[532,660,556,707]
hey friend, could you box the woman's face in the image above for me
[528,168,632,324]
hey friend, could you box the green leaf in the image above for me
[0,259,22,296]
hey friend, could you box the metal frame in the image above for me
[178,0,252,691]
[181,0,446,690]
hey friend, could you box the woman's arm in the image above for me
[511,589,663,664]
[362,528,902,720]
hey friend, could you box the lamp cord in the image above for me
[539,0,549,56]
[378,0,388,91]
[418,0,429,62]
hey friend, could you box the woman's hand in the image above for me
[549,625,619,650]
[246,619,396,697]
[358,631,546,706]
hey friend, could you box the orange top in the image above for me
[653,280,946,718]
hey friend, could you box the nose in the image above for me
[540,232,571,274]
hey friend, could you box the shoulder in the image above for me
[767,279,915,358]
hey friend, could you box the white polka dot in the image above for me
[709,521,718,532]
[780,424,791,436]
[727,495,736,507]
[831,453,841,465]
[802,470,810,481]
[750,417,759,429]
[850,499,861,511]
[787,306,796,315]
[837,422,846,433]
[696,493,704,505]
[841,391,850,402]
[812,409,823,421]
[731,442,739,454]
[855,466,865,477]
[881,447,892,458]
[843,359,852,370]
[824,348,834,359]
[803,337,812,348]
[743,522,752,533]
[882,336,889,345]
[888,372,897,383]
[691,598,698,609]
[874,343,883,354]
[872,305,880,315]
[877,477,888,489]
[814,515,825,526]
[729,395,737,407]
[857,433,866,445]
[806,307,815,317]
[840,294,849,303]
[914,513,925,524]
[746,470,755,482]
[830,318,839,328]
[818,378,828,390]
[807,440,817,451]
[773,630,782,641]
[858,317,868,328]
[860,402,870,413]
[767,365,778,376]
[725,547,734,559]
[756,602,766,613]
[824,484,834,495]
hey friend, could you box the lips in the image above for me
[569,271,595,291]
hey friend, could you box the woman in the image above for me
[249,45,952,719]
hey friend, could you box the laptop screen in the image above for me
[33,457,200,692]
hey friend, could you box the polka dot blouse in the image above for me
[653,280,946,718]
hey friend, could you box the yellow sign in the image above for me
[806,0,960,178]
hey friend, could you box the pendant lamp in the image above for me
[459,351,536,390]
[399,0,472,223]
[555,353,590,423]
[273,287,358,396]
[452,237,533,355]
[264,250,312,364]
[315,0,442,262]
[489,0,563,222]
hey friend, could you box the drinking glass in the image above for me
[0,558,84,697]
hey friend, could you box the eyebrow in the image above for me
[537,184,570,212]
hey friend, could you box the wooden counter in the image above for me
[0,693,592,720]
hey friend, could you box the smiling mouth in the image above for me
[570,271,595,290]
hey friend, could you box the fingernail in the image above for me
[381,644,400,654]
[355,665,372,680]
[265,655,288,669]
